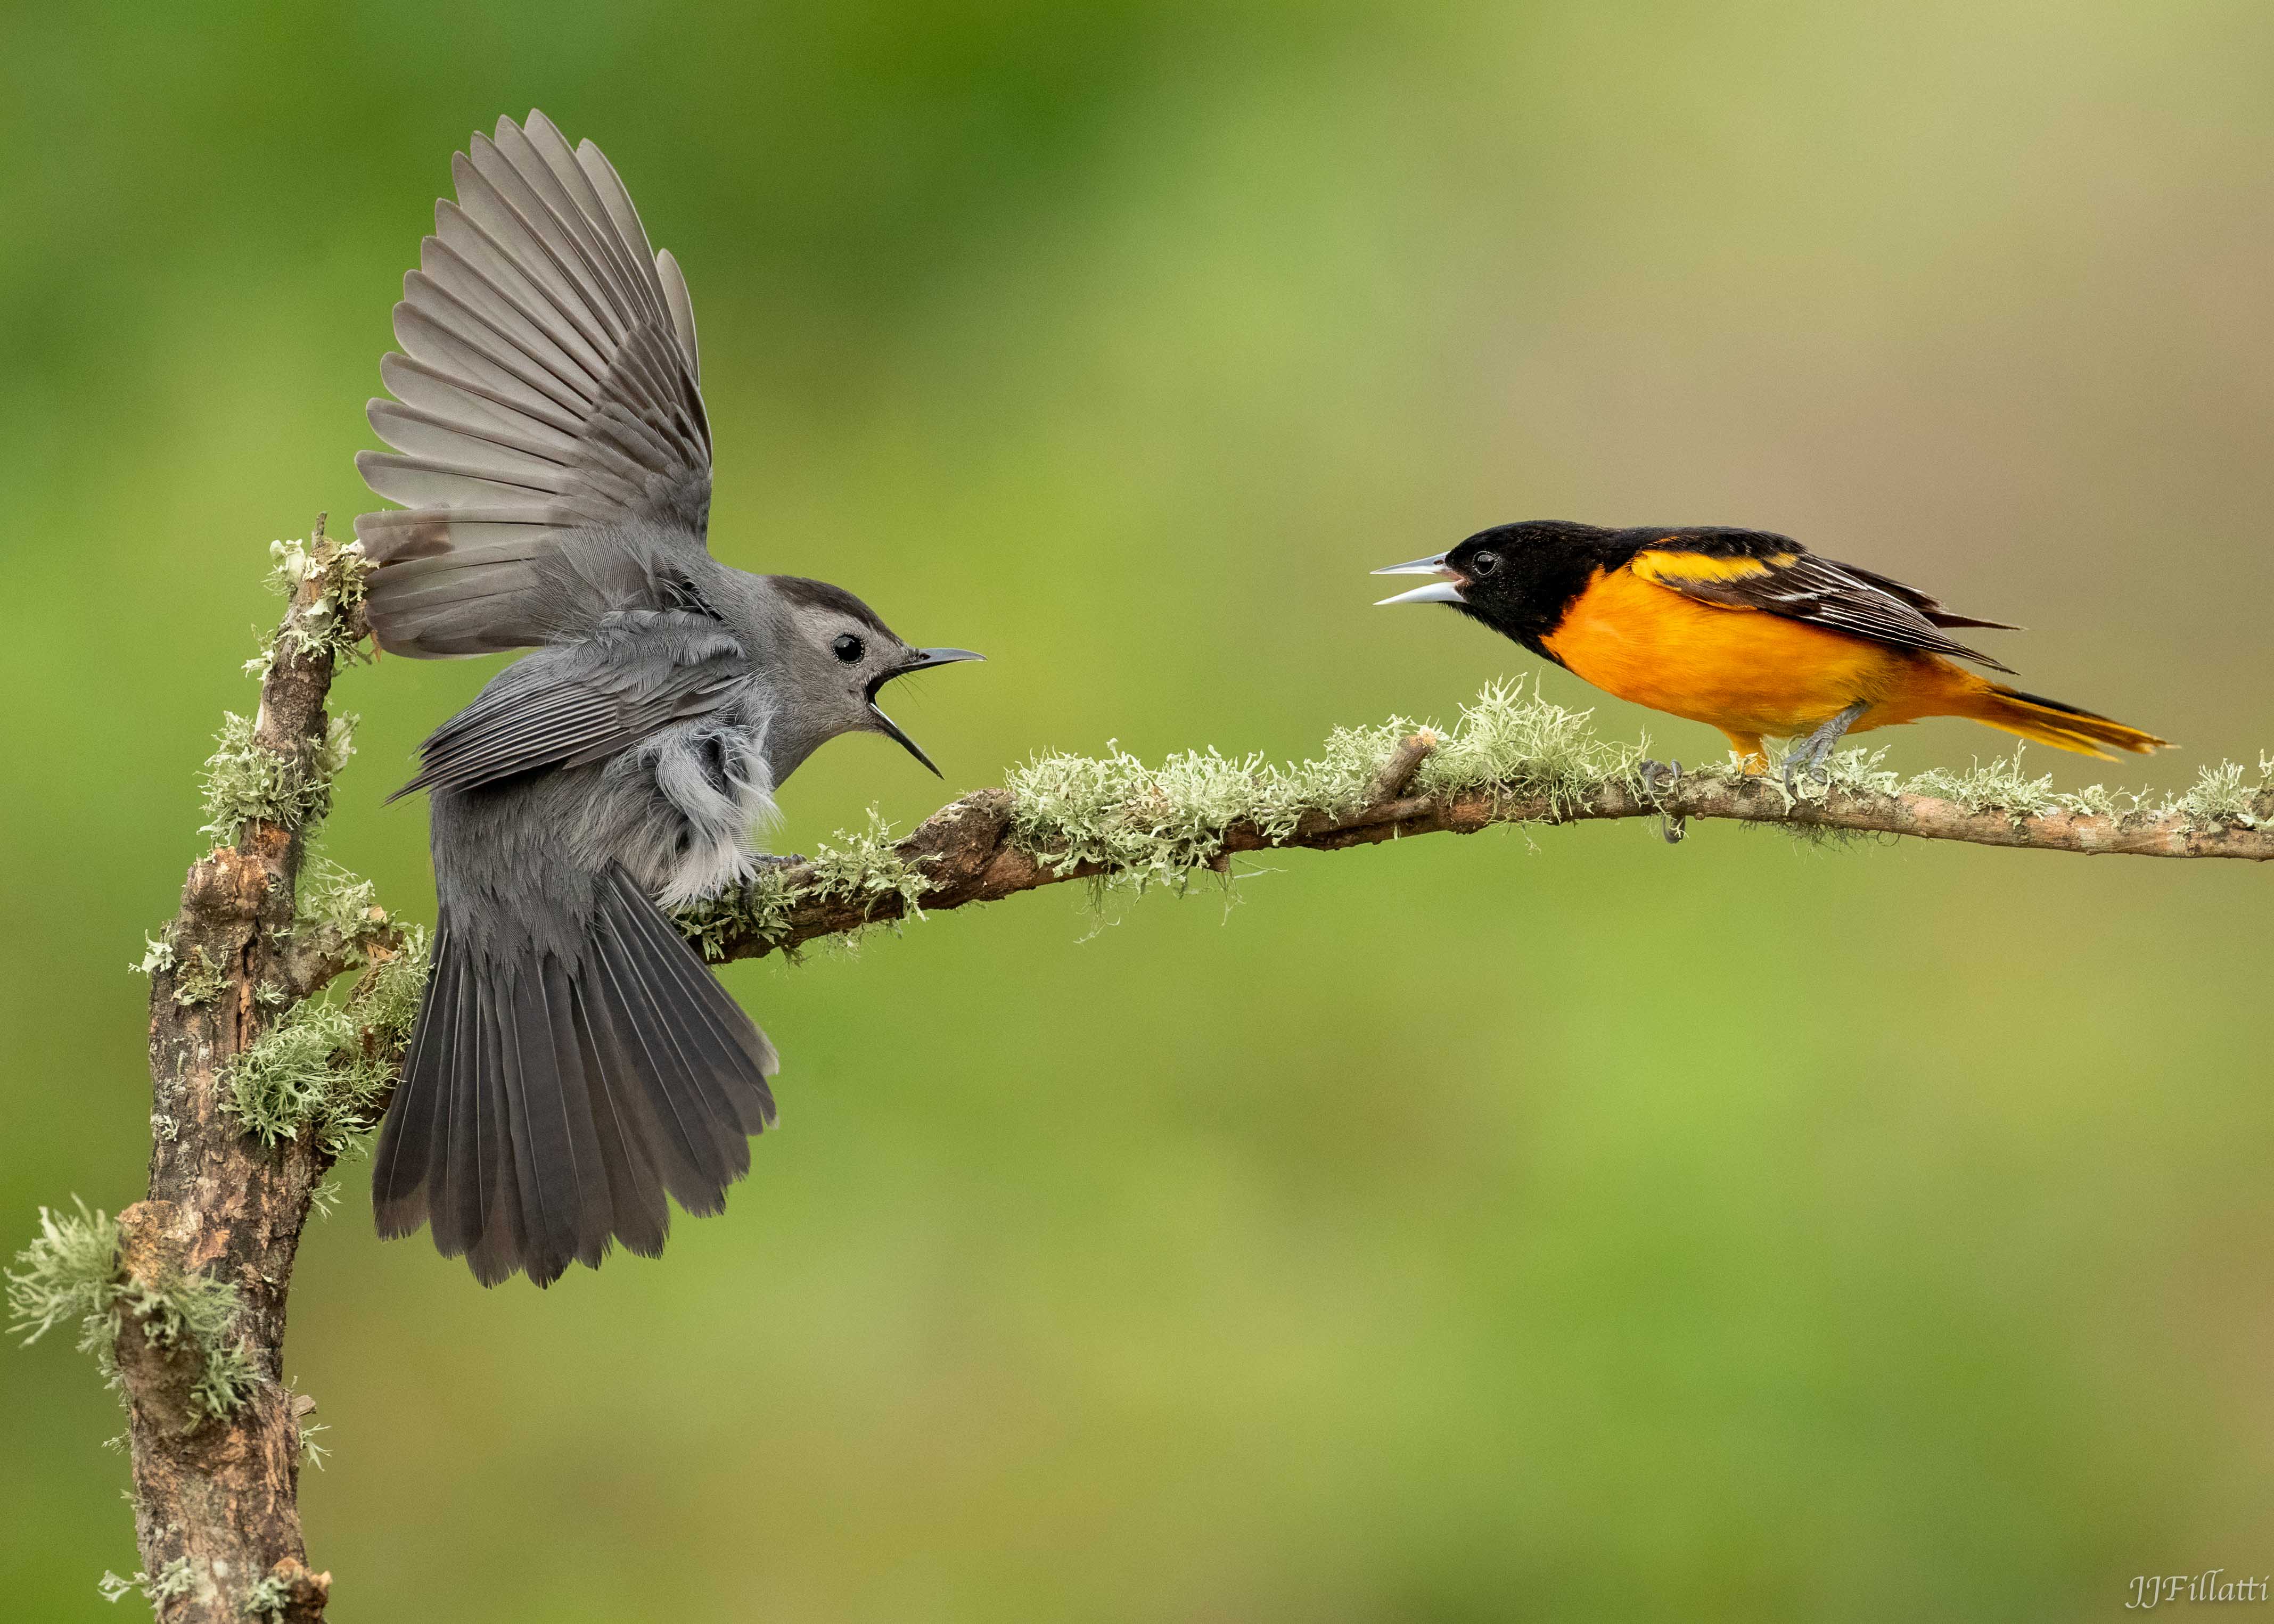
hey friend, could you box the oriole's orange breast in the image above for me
[1540,566,1920,737]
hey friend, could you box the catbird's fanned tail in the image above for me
[374,867,777,1287]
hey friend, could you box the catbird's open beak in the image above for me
[869,648,984,776]
[1372,554,1466,606]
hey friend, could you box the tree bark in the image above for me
[122,519,362,1623]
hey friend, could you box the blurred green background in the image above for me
[4,3,2271,1619]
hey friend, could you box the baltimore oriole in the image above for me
[1375,521,2169,786]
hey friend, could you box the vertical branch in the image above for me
[121,516,368,1623]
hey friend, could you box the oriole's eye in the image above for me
[1470,550,1501,578]
[831,633,865,664]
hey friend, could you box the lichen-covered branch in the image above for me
[678,686,2273,964]
[18,520,400,1624]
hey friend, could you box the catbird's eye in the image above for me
[831,633,865,664]
[1470,550,1501,578]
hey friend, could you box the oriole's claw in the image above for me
[1638,758,1687,844]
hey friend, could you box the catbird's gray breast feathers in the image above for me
[356,110,715,657]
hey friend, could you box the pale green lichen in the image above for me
[198,710,357,846]
[1905,747,2073,821]
[131,931,176,978]
[203,535,372,847]
[676,867,799,961]
[1007,745,1259,887]
[1005,722,1400,889]
[286,1377,332,1469]
[1800,744,1900,800]
[8,1200,120,1357]
[293,858,384,939]
[119,1265,259,1422]
[170,948,226,1009]
[1408,680,1645,806]
[221,1003,377,1153]
[356,928,431,1049]
[219,926,430,1156]
[285,858,399,994]
[242,1571,294,1620]
[678,813,940,960]
[806,809,937,922]
[97,1556,195,1611]
[10,1200,257,1424]
[242,536,374,679]
[1005,679,1641,895]
[2176,754,2274,826]
[215,852,418,1152]
[1894,744,2271,826]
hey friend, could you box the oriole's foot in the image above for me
[1783,701,1869,797]
[1638,758,1686,844]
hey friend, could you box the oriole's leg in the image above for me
[1637,757,1686,844]
[1784,700,1869,795]
[1719,730,1768,774]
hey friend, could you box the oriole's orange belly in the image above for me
[1540,567,1938,737]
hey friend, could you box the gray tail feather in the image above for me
[374,868,778,1287]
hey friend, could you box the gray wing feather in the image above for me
[357,111,712,657]
[431,199,615,379]
[416,233,610,394]
[366,399,573,474]
[377,349,583,443]
[572,136,680,347]
[656,250,700,384]
[394,619,745,799]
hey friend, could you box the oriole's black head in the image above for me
[1374,520,1636,656]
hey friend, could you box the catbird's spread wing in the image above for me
[391,614,749,800]
[1628,535,2016,671]
[356,111,713,657]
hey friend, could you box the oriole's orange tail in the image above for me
[1959,683,2171,760]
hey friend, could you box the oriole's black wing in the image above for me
[1836,560,2022,633]
[1624,529,2017,672]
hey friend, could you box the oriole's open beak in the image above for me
[869,648,984,776]
[1372,554,1466,606]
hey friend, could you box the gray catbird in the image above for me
[354,112,980,1287]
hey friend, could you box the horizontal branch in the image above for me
[685,701,2274,965]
